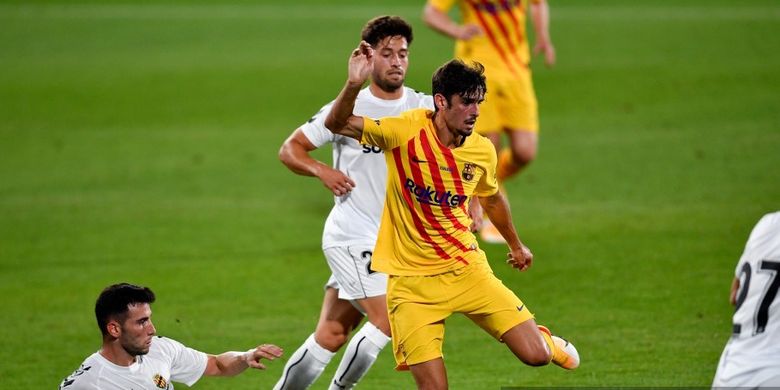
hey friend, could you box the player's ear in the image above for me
[107,320,121,338]
[434,93,448,111]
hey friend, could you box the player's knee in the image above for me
[416,378,447,390]
[315,325,350,351]
[510,145,536,166]
[519,345,552,367]
[515,340,552,367]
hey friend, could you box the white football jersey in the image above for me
[59,336,208,390]
[713,211,780,387]
[300,86,433,249]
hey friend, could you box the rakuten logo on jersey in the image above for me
[404,179,467,207]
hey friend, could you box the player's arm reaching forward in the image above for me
[203,344,284,377]
[279,129,355,196]
[324,41,374,140]
[479,191,533,272]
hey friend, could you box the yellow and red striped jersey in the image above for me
[430,0,540,79]
[361,109,498,276]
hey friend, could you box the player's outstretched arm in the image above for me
[422,1,482,40]
[324,41,373,140]
[279,129,355,196]
[530,0,556,67]
[479,191,533,271]
[204,344,283,377]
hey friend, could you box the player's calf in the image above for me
[329,322,390,390]
[538,325,579,370]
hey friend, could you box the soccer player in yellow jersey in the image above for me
[323,41,578,389]
[423,0,556,244]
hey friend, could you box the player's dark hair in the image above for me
[361,15,413,47]
[95,283,155,336]
[431,59,487,111]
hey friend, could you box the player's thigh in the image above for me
[500,75,538,133]
[355,294,390,335]
[501,318,551,366]
[324,246,388,301]
[410,357,448,390]
[387,274,451,370]
[505,130,538,163]
[313,287,364,350]
[456,262,534,341]
[315,287,364,334]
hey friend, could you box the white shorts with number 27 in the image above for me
[324,246,388,300]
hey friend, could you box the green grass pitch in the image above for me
[1,0,779,388]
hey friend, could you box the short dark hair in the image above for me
[95,283,155,336]
[431,60,487,110]
[361,15,413,47]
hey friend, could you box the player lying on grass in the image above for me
[59,283,283,390]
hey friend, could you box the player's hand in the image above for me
[318,167,356,196]
[507,245,533,272]
[244,344,283,370]
[348,40,374,87]
[456,23,482,40]
[468,198,484,232]
[534,38,556,67]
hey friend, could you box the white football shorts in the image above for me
[323,246,388,300]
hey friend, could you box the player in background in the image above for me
[324,41,578,389]
[276,16,433,390]
[423,0,555,243]
[59,283,283,390]
[713,211,780,387]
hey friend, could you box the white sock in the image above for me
[273,334,336,390]
[328,322,391,390]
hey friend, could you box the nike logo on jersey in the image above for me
[517,305,525,312]
[411,156,427,164]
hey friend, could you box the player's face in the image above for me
[118,303,156,356]
[439,93,483,137]
[371,35,408,93]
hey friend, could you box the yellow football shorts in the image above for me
[386,261,534,370]
[477,72,539,134]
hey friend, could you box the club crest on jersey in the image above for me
[153,374,168,389]
[405,179,468,208]
[462,163,476,181]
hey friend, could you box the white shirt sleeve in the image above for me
[420,93,435,110]
[300,101,337,148]
[58,364,99,390]
[157,337,208,386]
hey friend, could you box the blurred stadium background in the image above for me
[1,0,778,388]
